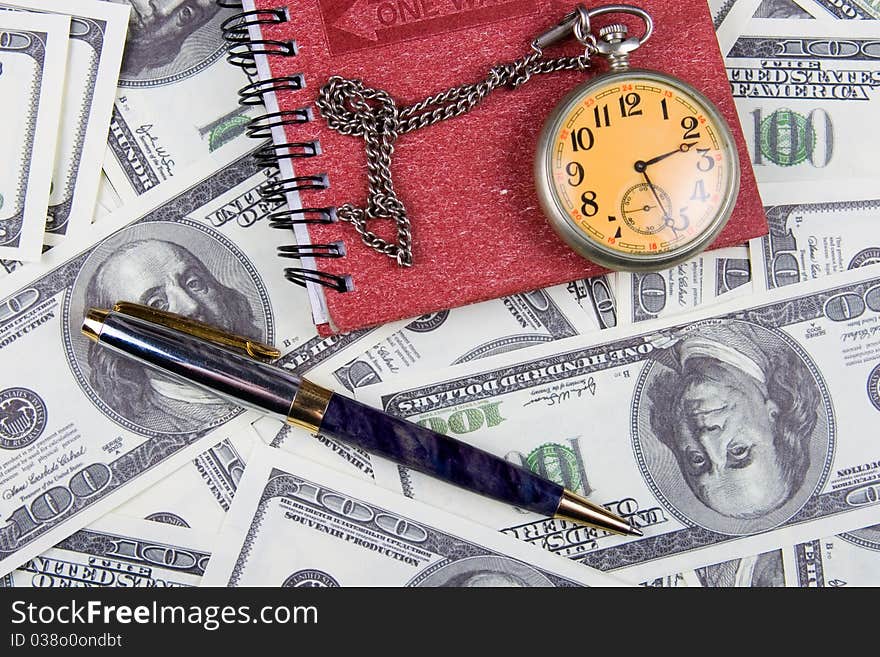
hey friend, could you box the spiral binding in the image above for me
[218,2,351,293]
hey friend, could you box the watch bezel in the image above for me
[534,68,741,272]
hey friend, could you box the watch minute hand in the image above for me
[636,142,696,171]
[641,170,670,220]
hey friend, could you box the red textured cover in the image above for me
[254,0,767,335]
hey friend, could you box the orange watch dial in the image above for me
[546,74,737,260]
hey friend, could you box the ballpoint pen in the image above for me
[81,302,642,537]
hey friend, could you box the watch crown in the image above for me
[599,23,629,43]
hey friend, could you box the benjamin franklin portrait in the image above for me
[64,221,270,436]
[115,0,232,84]
[632,319,833,535]
[408,556,555,587]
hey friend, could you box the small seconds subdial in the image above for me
[621,182,672,235]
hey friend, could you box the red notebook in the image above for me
[238,0,766,335]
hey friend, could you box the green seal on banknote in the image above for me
[209,115,250,152]
[759,109,814,166]
[527,443,581,491]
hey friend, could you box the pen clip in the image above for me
[111,301,281,361]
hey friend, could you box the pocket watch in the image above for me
[535,6,740,271]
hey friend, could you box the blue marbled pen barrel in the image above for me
[320,394,562,516]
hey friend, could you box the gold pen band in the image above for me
[287,379,333,433]
[81,308,110,343]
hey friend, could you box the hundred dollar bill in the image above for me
[116,431,256,533]
[710,0,821,51]
[752,0,817,17]
[251,410,384,486]
[730,0,879,21]
[714,0,764,52]
[711,0,759,29]
[201,445,627,587]
[0,259,21,279]
[560,275,619,331]
[649,521,880,586]
[784,523,880,586]
[323,286,596,398]
[0,11,68,261]
[1,0,129,244]
[726,20,880,185]
[0,513,211,587]
[714,0,818,59]
[94,173,123,222]
[617,257,706,324]
[780,0,880,18]
[750,182,880,293]
[753,0,815,19]
[0,245,48,284]
[640,548,786,586]
[0,139,391,576]
[616,248,747,325]
[361,264,880,581]
[103,0,252,199]
[707,245,753,305]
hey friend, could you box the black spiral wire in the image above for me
[217,1,349,293]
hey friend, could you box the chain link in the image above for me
[315,44,596,267]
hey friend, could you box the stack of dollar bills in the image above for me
[0,0,878,588]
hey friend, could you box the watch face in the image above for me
[536,70,739,270]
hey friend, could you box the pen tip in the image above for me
[556,490,646,538]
